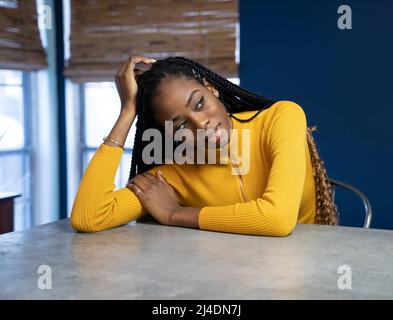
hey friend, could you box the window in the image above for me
[0,70,32,231]
[80,82,135,189]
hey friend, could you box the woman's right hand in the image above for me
[115,55,156,115]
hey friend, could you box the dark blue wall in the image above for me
[239,0,393,229]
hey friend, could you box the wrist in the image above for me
[168,206,201,229]
[119,107,136,120]
[103,135,125,149]
[120,102,136,115]
[168,205,182,225]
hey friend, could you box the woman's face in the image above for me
[152,76,232,149]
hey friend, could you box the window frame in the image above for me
[0,70,34,229]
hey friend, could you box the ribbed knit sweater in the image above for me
[70,100,316,236]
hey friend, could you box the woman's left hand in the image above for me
[127,170,181,225]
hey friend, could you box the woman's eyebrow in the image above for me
[185,89,200,108]
[170,89,200,122]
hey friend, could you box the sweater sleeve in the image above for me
[70,143,181,233]
[198,101,308,237]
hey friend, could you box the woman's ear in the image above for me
[203,78,219,97]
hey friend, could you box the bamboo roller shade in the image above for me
[64,0,238,83]
[0,0,47,70]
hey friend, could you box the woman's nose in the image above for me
[190,114,210,130]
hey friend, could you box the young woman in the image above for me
[70,55,339,236]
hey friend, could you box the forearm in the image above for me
[198,200,299,237]
[169,206,201,229]
[79,107,136,204]
[103,107,136,148]
[70,143,145,232]
[71,107,141,232]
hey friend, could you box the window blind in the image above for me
[64,0,238,82]
[0,0,47,70]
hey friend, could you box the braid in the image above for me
[306,126,339,225]
[128,56,338,225]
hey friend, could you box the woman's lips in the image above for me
[205,124,223,143]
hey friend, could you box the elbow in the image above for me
[275,211,298,237]
[270,205,298,237]
[254,224,295,237]
[273,222,297,237]
[70,206,99,233]
[253,209,298,237]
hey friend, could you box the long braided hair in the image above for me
[128,56,339,225]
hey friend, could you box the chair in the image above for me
[329,178,372,228]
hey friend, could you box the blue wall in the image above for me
[239,0,393,229]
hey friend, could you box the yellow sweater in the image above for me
[70,100,316,236]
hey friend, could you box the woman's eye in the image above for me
[174,97,204,132]
[176,122,187,132]
[196,97,204,110]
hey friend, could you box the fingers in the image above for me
[116,56,156,78]
[129,55,156,64]
[127,183,143,196]
[127,172,159,193]
[156,170,167,183]
[142,172,157,180]
[126,56,156,74]
[124,57,139,76]
[129,175,149,192]
[127,170,171,199]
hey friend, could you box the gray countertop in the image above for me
[0,219,392,299]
